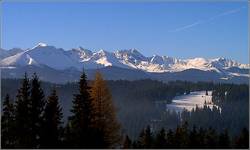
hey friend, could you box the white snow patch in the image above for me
[166,91,220,112]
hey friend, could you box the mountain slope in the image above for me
[0,48,23,59]
[0,44,84,70]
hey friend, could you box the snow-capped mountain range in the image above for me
[0,43,249,83]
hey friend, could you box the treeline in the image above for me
[1,71,120,148]
[108,80,215,104]
[123,122,249,149]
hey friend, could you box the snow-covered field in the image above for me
[166,91,219,112]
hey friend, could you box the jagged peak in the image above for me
[116,48,145,58]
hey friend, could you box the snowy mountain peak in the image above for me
[115,49,147,63]
[36,42,47,47]
[30,42,48,50]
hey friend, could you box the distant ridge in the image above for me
[0,43,249,83]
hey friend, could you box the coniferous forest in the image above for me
[1,71,249,149]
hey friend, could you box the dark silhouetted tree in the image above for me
[14,73,32,148]
[1,94,15,148]
[67,69,94,148]
[41,88,63,148]
[30,73,45,148]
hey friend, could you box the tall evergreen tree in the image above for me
[14,73,32,148]
[30,73,45,148]
[90,71,121,148]
[68,69,93,148]
[40,88,63,148]
[1,94,15,148]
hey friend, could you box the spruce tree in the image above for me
[14,73,32,148]
[30,73,45,148]
[1,94,15,148]
[68,69,93,148]
[40,88,63,148]
[90,71,121,148]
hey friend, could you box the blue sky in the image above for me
[1,1,248,63]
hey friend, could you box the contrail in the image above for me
[169,6,246,33]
